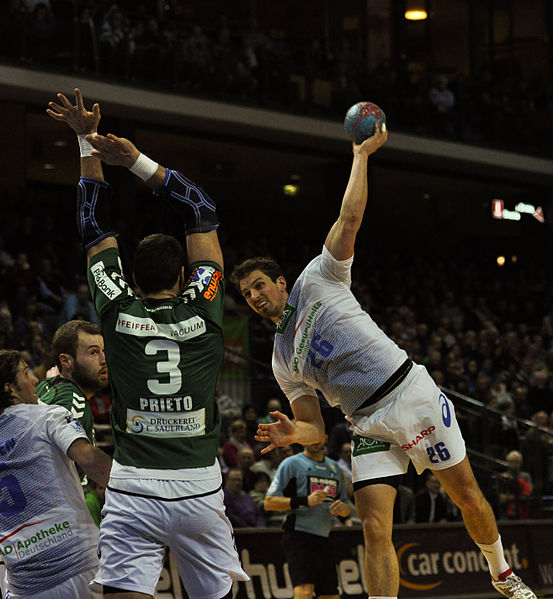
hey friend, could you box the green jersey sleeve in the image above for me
[88,247,135,319]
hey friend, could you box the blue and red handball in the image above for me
[344,101,386,144]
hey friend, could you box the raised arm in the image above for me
[87,133,223,268]
[324,125,388,261]
[47,88,118,263]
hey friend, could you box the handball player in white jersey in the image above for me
[231,125,536,599]
[0,349,112,599]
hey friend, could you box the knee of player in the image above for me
[450,484,486,513]
[361,510,393,542]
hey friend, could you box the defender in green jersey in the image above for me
[47,88,248,599]
[37,320,108,485]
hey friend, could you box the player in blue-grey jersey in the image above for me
[47,89,248,599]
[265,436,350,599]
[0,349,112,599]
[231,126,536,599]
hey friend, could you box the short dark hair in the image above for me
[51,320,102,369]
[0,350,22,413]
[133,234,184,295]
[229,257,284,292]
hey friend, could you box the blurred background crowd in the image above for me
[1,0,552,158]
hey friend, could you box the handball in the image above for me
[344,101,386,144]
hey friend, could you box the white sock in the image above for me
[476,535,511,580]
[369,597,397,599]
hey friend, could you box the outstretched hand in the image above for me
[87,133,140,168]
[353,122,388,157]
[254,410,297,454]
[47,88,100,135]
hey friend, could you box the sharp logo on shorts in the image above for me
[401,426,436,451]
[352,435,390,456]
[203,270,222,301]
[439,393,452,427]
[90,261,123,300]
[116,313,205,340]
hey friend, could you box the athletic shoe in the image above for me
[492,572,537,598]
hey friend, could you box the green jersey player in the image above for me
[47,88,248,599]
[37,320,108,486]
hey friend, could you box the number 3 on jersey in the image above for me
[307,335,334,368]
[145,339,182,394]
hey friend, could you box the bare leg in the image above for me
[354,484,398,597]
[293,584,315,599]
[433,456,498,544]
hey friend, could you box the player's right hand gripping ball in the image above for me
[344,101,386,144]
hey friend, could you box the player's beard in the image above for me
[72,360,109,393]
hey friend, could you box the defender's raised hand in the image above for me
[47,88,100,135]
[87,133,140,168]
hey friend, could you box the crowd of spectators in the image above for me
[1,0,553,158]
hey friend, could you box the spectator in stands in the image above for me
[527,368,552,413]
[258,397,283,424]
[242,403,260,447]
[222,419,252,468]
[249,470,271,513]
[496,450,533,520]
[237,446,257,492]
[27,2,55,64]
[99,6,128,77]
[327,420,351,460]
[252,445,291,482]
[58,280,99,327]
[337,441,352,478]
[415,472,448,523]
[223,467,265,528]
[394,484,415,524]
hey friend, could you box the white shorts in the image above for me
[93,486,248,599]
[6,566,101,599]
[348,363,466,484]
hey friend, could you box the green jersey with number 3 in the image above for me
[87,247,224,470]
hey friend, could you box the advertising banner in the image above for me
[151,521,553,599]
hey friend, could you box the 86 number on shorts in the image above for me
[426,442,450,464]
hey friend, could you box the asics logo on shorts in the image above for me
[401,426,436,451]
[439,393,452,428]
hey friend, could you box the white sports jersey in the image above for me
[0,404,99,595]
[273,246,408,416]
